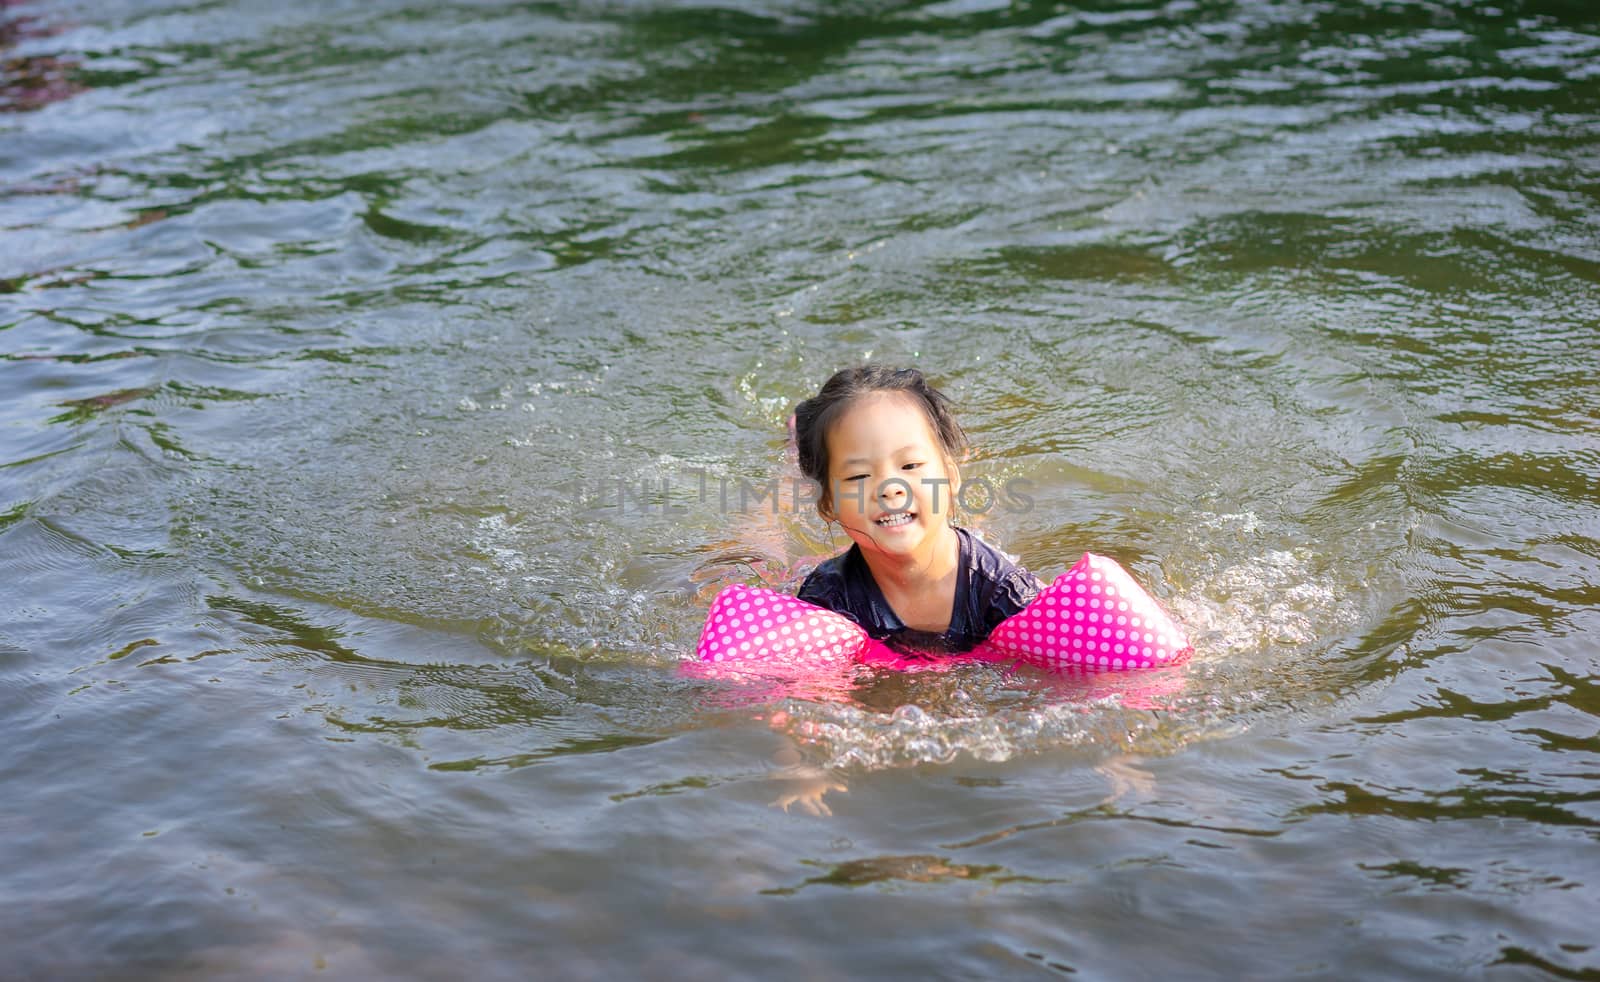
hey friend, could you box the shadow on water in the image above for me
[1295,778,1600,830]
[759,853,1031,895]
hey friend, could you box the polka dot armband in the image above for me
[979,552,1193,670]
[695,584,869,667]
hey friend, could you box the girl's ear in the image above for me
[945,458,962,518]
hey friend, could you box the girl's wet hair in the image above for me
[793,365,968,515]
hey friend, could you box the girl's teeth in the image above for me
[877,513,913,527]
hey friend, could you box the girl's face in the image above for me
[820,391,960,563]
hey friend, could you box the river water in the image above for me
[3,0,1597,977]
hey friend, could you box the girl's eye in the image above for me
[902,462,923,471]
[845,474,868,482]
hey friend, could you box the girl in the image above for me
[792,365,1043,655]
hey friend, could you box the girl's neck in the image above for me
[859,523,960,592]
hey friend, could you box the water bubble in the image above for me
[890,704,929,725]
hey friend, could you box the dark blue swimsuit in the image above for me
[796,526,1043,655]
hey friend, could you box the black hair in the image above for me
[792,365,968,516]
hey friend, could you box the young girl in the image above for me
[792,365,1043,656]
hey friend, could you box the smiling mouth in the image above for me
[875,512,915,528]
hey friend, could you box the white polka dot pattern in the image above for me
[695,584,867,667]
[983,552,1193,669]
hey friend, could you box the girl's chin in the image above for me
[863,518,929,552]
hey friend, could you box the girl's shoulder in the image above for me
[957,525,1029,573]
[955,526,1044,630]
[796,546,860,603]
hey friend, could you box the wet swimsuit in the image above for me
[796,526,1043,655]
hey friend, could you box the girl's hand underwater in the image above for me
[770,766,849,817]
[769,742,847,817]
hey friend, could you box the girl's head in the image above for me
[792,366,967,542]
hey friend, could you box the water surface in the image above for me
[3,0,1598,977]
